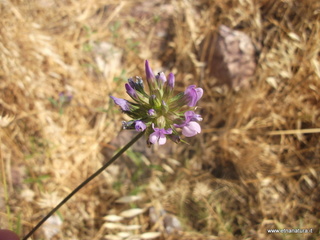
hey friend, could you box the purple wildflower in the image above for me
[110,96,131,111]
[184,85,203,107]
[59,92,73,103]
[149,124,172,145]
[135,120,146,131]
[174,111,202,137]
[110,60,203,145]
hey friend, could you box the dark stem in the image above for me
[23,131,145,240]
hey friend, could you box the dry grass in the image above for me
[1,0,319,239]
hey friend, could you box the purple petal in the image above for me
[173,123,184,128]
[151,123,157,131]
[192,114,203,122]
[174,117,188,128]
[149,125,172,145]
[185,111,202,122]
[149,131,159,144]
[195,88,203,101]
[174,112,191,128]
[135,120,146,131]
[185,85,196,93]
[174,111,202,129]
[184,85,197,107]
[158,134,167,145]
[110,96,130,111]
[184,111,194,122]
[163,128,173,135]
[182,121,201,137]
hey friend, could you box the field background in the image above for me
[1,0,319,239]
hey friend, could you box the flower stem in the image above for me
[22,131,145,240]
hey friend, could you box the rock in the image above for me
[201,25,257,89]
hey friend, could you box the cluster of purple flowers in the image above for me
[111,60,203,145]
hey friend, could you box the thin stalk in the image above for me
[23,131,145,240]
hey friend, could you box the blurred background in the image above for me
[0,0,319,239]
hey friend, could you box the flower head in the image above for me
[110,60,203,146]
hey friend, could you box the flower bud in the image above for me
[145,60,155,84]
[136,77,144,91]
[135,120,146,131]
[128,78,135,88]
[128,77,145,95]
[168,73,175,89]
[111,96,131,111]
[125,83,137,99]
[148,109,156,116]
[157,72,167,85]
